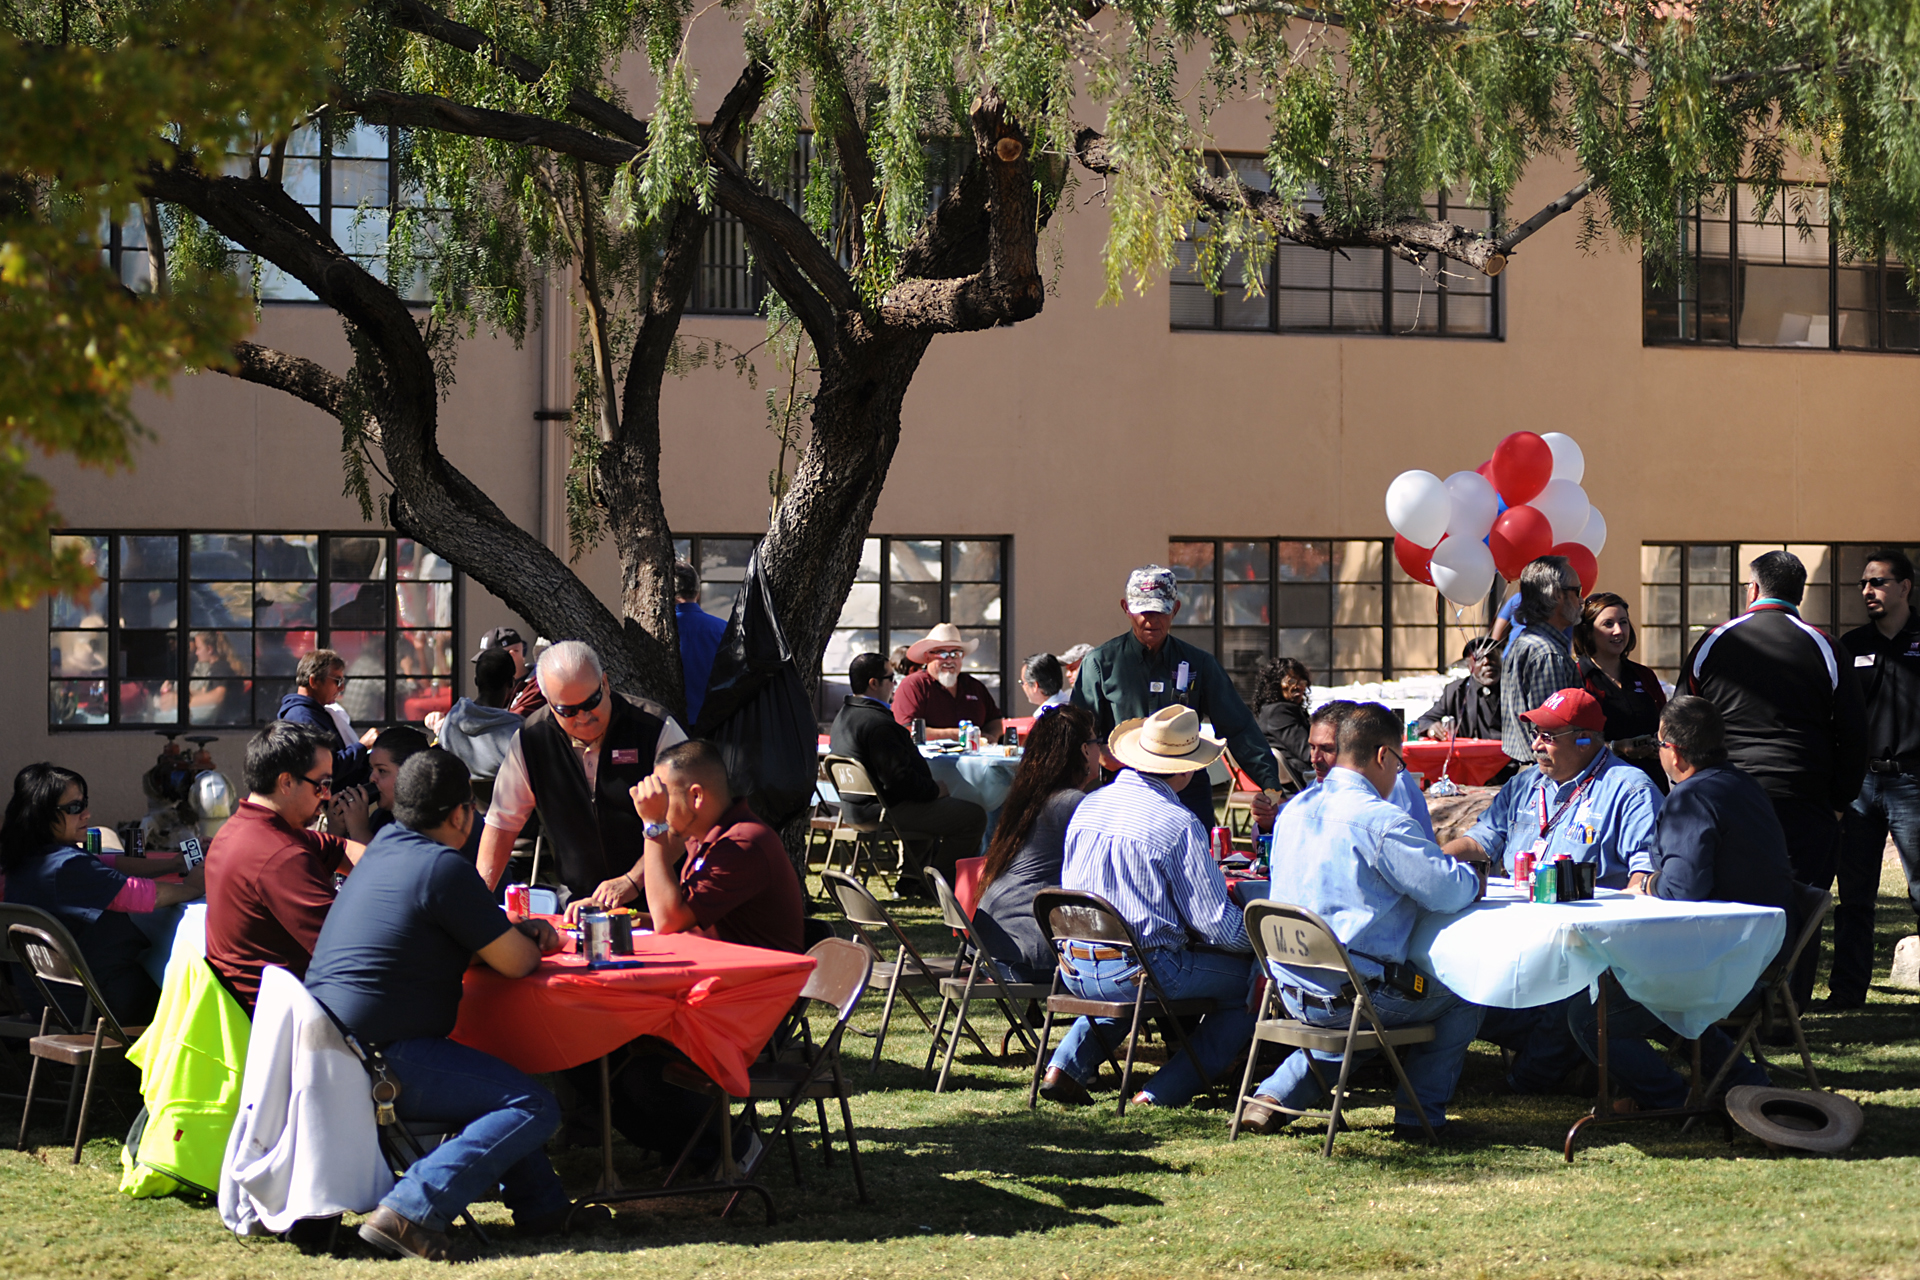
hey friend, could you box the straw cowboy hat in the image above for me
[1724,1086,1864,1155]
[906,622,979,665]
[1108,705,1225,775]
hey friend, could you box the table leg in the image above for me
[1564,969,1724,1162]
[595,1054,624,1197]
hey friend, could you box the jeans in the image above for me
[1568,984,1767,1110]
[881,796,989,884]
[1478,999,1587,1093]
[1047,948,1256,1106]
[1836,772,1920,1001]
[378,1037,569,1234]
[1775,797,1843,1005]
[1255,978,1483,1128]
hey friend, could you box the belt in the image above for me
[1280,984,1353,1013]
[1062,942,1128,962]
[1869,759,1915,775]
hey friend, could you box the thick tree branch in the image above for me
[708,145,863,315]
[1495,180,1592,255]
[348,88,638,168]
[222,340,350,420]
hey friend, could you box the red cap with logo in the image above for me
[1518,687,1607,735]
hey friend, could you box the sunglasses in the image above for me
[552,683,606,719]
[56,798,90,816]
[927,648,965,660]
[299,772,333,795]
[1861,577,1899,589]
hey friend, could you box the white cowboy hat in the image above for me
[1108,705,1225,774]
[906,622,980,665]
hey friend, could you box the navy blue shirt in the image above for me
[1651,765,1799,928]
[303,823,512,1046]
[676,601,728,728]
[276,691,371,789]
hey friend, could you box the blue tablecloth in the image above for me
[921,749,1021,813]
[1407,884,1786,1040]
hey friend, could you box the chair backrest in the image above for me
[798,937,874,1022]
[1032,887,1143,954]
[926,867,972,934]
[1241,899,1366,994]
[1774,883,1833,980]
[2,910,134,1043]
[823,755,880,806]
[1222,749,1260,794]
[821,868,892,931]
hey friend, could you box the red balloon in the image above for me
[1554,542,1599,595]
[1394,534,1435,586]
[1491,432,1553,507]
[1475,459,1493,480]
[1489,505,1553,579]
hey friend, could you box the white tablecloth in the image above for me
[1406,884,1786,1040]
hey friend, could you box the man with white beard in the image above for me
[892,622,1006,743]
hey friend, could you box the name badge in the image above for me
[611,748,640,765]
[1856,654,1877,667]
[1149,681,1165,693]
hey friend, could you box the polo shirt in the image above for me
[303,823,512,1046]
[892,670,1001,731]
[1842,612,1920,764]
[1463,748,1663,887]
[678,800,805,953]
[203,799,349,1010]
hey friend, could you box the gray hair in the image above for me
[536,640,603,695]
[1517,556,1575,626]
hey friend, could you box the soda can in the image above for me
[1211,826,1233,861]
[1512,849,1533,893]
[116,822,145,857]
[608,911,634,954]
[581,912,613,968]
[504,884,531,922]
[911,718,927,745]
[1532,866,1558,903]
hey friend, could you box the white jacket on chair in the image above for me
[218,965,393,1235]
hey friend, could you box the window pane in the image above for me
[1177,583,1216,625]
[120,582,177,629]
[1640,625,1682,675]
[189,680,252,726]
[397,630,453,676]
[1276,628,1330,672]
[948,541,1000,583]
[396,539,452,580]
[1335,581,1384,626]
[256,630,316,677]
[1738,265,1831,347]
[50,632,107,677]
[1275,583,1330,627]
[254,679,297,722]
[50,680,109,726]
[51,580,108,629]
[958,630,998,673]
[397,678,453,722]
[1171,626,1215,659]
[329,536,387,580]
[190,630,252,675]
[1170,281,1218,328]
[1687,545,1732,583]
[1222,542,1269,582]
[1393,626,1440,673]
[1169,541,1215,582]
[1391,581,1436,622]
[1642,544,1682,585]
[1277,541,1331,583]
[1689,585,1733,630]
[838,582,880,628]
[1220,626,1269,682]
[824,629,878,682]
[698,585,735,619]
[1447,293,1494,335]
[120,630,177,680]
[889,583,941,631]
[189,581,254,627]
[120,535,178,579]
[331,581,387,628]
[254,583,317,628]
[1334,628,1384,673]
[189,533,252,579]
[854,539,882,583]
[889,541,942,583]
[397,582,452,628]
[333,630,387,677]
[699,539,755,581]
[333,157,390,209]
[1223,583,1270,626]
[949,584,1001,626]
[1642,584,1682,626]
[1335,540,1383,583]
[121,679,178,723]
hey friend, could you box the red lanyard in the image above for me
[1536,771,1594,839]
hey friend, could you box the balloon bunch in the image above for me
[1385,432,1608,607]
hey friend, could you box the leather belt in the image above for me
[1280,984,1353,1013]
[1869,759,1915,775]
[1062,943,1128,961]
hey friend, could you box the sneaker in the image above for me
[357,1206,455,1261]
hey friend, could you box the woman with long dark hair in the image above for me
[1573,592,1669,791]
[974,705,1100,981]
[1250,657,1312,789]
[1,764,204,1022]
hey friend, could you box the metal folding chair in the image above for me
[921,869,1050,1092]
[1229,899,1437,1153]
[1700,883,1832,1096]
[1024,888,1219,1117]
[820,756,909,890]
[819,870,981,1071]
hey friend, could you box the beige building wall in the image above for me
[7,39,1917,823]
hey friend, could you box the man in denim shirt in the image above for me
[1242,703,1483,1139]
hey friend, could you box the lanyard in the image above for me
[1535,754,1605,839]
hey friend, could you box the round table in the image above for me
[1400,737,1511,788]
[920,747,1022,813]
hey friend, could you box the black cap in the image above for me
[471,626,526,662]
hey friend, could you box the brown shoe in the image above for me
[1239,1097,1289,1134]
[1039,1067,1093,1107]
[358,1206,454,1261]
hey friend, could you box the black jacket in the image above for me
[828,696,938,821]
[1684,604,1869,810]
[1412,676,1503,743]
[519,694,670,898]
[1651,765,1801,941]
[1253,700,1311,789]
[1841,612,1920,764]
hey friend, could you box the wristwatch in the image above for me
[642,820,670,841]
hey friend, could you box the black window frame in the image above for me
[48,530,462,732]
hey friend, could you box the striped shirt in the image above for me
[1501,625,1580,763]
[1061,768,1249,953]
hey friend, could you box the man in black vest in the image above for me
[477,640,686,904]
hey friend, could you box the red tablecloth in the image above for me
[452,931,815,1095]
[1400,738,1510,788]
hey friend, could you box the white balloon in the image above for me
[1385,470,1451,548]
[1442,470,1500,542]
[1577,506,1608,556]
[1429,535,1496,607]
[1541,432,1586,485]
[1531,479,1592,545]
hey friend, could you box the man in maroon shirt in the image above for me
[892,622,1003,742]
[204,721,367,1011]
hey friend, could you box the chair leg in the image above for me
[1228,1033,1266,1141]
[870,956,906,1071]
[1779,988,1820,1090]
[922,985,958,1082]
[814,1096,833,1167]
[71,1019,106,1164]
[16,1009,48,1151]
[1027,1003,1059,1109]
[1115,987,1148,1116]
[936,967,985,1093]
[1323,1040,1360,1157]
[832,1059,869,1205]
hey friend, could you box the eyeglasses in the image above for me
[1861,577,1898,589]
[1380,745,1405,773]
[551,683,606,719]
[1657,740,1676,750]
[55,798,90,816]
[1530,727,1578,744]
[298,773,333,795]
[927,648,964,660]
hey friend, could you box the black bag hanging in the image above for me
[690,549,816,830]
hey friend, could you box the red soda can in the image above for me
[505,883,531,921]
[1512,849,1533,891]
[1211,826,1233,861]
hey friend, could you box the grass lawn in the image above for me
[2,861,1918,1280]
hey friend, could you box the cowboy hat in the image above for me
[1725,1086,1864,1155]
[906,622,980,665]
[1108,705,1225,774]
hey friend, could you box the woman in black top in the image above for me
[1250,657,1312,792]
[974,705,1099,981]
[1574,593,1670,791]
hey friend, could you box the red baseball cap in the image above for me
[1518,688,1606,735]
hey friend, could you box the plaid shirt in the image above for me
[1500,625,1580,762]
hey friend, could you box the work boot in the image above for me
[358,1206,454,1261]
[1039,1067,1093,1107]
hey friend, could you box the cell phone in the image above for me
[179,836,206,871]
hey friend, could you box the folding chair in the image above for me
[821,755,944,894]
[662,938,874,1214]
[1220,749,1264,839]
[921,869,1051,1092]
[819,870,982,1071]
[1228,899,1437,1153]
[806,769,841,870]
[3,910,146,1163]
[1024,888,1219,1117]
[1698,883,1831,1097]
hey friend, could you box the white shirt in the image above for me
[484,716,687,833]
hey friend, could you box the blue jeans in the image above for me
[1568,985,1767,1110]
[1254,976,1483,1128]
[1478,999,1587,1093]
[378,1037,569,1233]
[1047,948,1256,1106]
[1837,772,1920,1001]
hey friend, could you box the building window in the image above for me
[671,535,755,620]
[1644,183,1920,352]
[820,537,1008,716]
[1171,160,1500,337]
[49,532,457,730]
[1638,541,1915,684]
[1167,539,1490,695]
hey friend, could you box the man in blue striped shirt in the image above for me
[1039,706,1257,1109]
